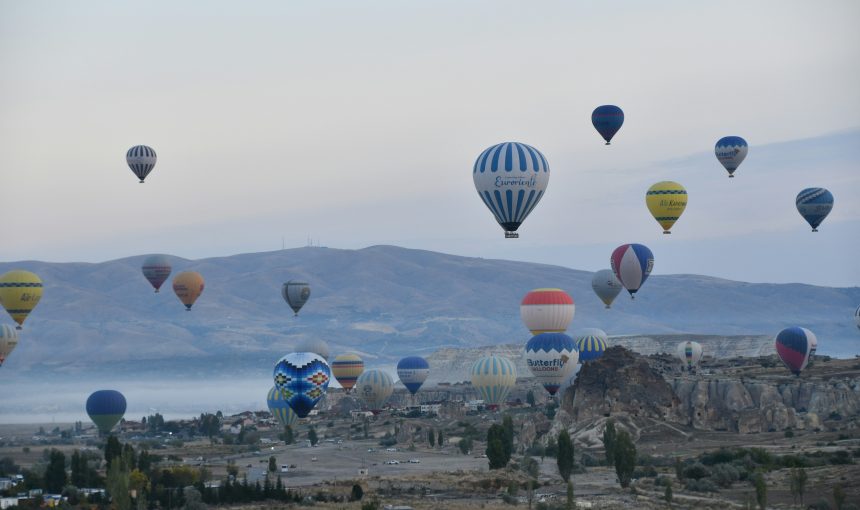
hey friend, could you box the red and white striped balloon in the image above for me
[520,288,574,334]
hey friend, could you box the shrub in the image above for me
[710,463,740,488]
[632,466,658,478]
[807,500,831,510]
[685,478,720,493]
[683,462,711,481]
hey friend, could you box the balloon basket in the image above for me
[663,231,671,235]
[504,231,519,239]
[812,229,818,232]
[605,142,610,146]
[728,175,734,178]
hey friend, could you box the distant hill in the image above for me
[0,245,857,380]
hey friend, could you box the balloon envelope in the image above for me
[520,288,574,335]
[355,369,395,411]
[0,270,43,328]
[141,255,172,293]
[470,355,517,405]
[525,333,578,396]
[273,352,331,418]
[397,356,430,395]
[714,136,748,177]
[775,327,815,376]
[0,324,19,367]
[282,281,311,315]
[126,145,157,183]
[86,390,127,434]
[610,244,654,297]
[331,353,364,392]
[267,386,299,427]
[855,305,860,331]
[296,338,330,361]
[645,181,687,234]
[591,105,624,144]
[795,188,834,232]
[172,271,204,310]
[676,341,703,370]
[473,142,550,238]
[573,328,608,362]
[591,269,622,309]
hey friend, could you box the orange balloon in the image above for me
[172,271,204,311]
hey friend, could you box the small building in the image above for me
[1,498,22,510]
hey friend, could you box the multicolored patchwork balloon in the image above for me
[525,333,578,396]
[397,356,430,395]
[473,142,550,238]
[573,328,607,362]
[267,386,298,427]
[520,288,574,334]
[795,188,833,232]
[610,244,654,298]
[775,327,816,376]
[273,352,331,418]
[714,136,747,178]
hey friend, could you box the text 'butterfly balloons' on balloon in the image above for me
[714,136,748,178]
[473,142,550,239]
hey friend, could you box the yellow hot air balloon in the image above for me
[0,270,43,329]
[172,271,204,311]
[645,181,687,234]
[331,353,364,393]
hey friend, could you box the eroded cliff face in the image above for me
[562,346,860,434]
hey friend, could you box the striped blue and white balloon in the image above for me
[470,355,517,405]
[795,188,834,232]
[126,145,157,183]
[525,333,578,396]
[714,136,748,178]
[355,369,395,411]
[473,142,550,238]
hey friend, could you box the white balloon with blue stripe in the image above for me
[470,354,517,406]
[473,142,550,238]
[126,145,157,183]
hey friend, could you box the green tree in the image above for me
[268,456,277,473]
[428,428,435,447]
[834,484,845,510]
[437,429,443,447]
[566,481,574,510]
[308,426,318,446]
[44,449,67,493]
[753,472,767,510]
[674,457,684,482]
[281,425,295,445]
[107,451,132,510]
[664,483,673,503]
[105,435,123,468]
[526,390,535,407]
[458,437,473,455]
[556,429,574,482]
[521,454,540,510]
[0,457,19,476]
[602,420,617,468]
[502,415,515,458]
[486,424,509,470]
[612,430,636,489]
[789,467,807,506]
[350,484,364,501]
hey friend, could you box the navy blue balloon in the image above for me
[86,390,127,434]
[396,356,430,395]
[591,105,625,145]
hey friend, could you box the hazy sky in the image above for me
[1,1,858,287]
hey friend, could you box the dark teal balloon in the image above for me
[591,105,624,145]
[795,188,833,232]
[86,390,127,434]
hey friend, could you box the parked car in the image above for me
[385,460,400,465]
[408,459,420,464]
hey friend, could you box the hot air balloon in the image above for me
[473,142,550,238]
[0,325,19,367]
[775,327,816,376]
[172,271,204,310]
[610,244,654,298]
[795,188,834,232]
[296,338,330,361]
[525,333,578,396]
[645,181,687,234]
[397,356,430,396]
[267,386,298,427]
[126,145,157,183]
[591,105,624,145]
[273,352,331,418]
[0,270,43,329]
[86,390,127,435]
[331,353,364,393]
[573,328,607,362]
[676,341,703,371]
[141,255,172,293]
[855,305,860,331]
[806,333,819,368]
[355,369,395,411]
[470,355,517,406]
[520,289,574,335]
[591,269,622,309]
[714,136,747,178]
[282,281,311,315]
